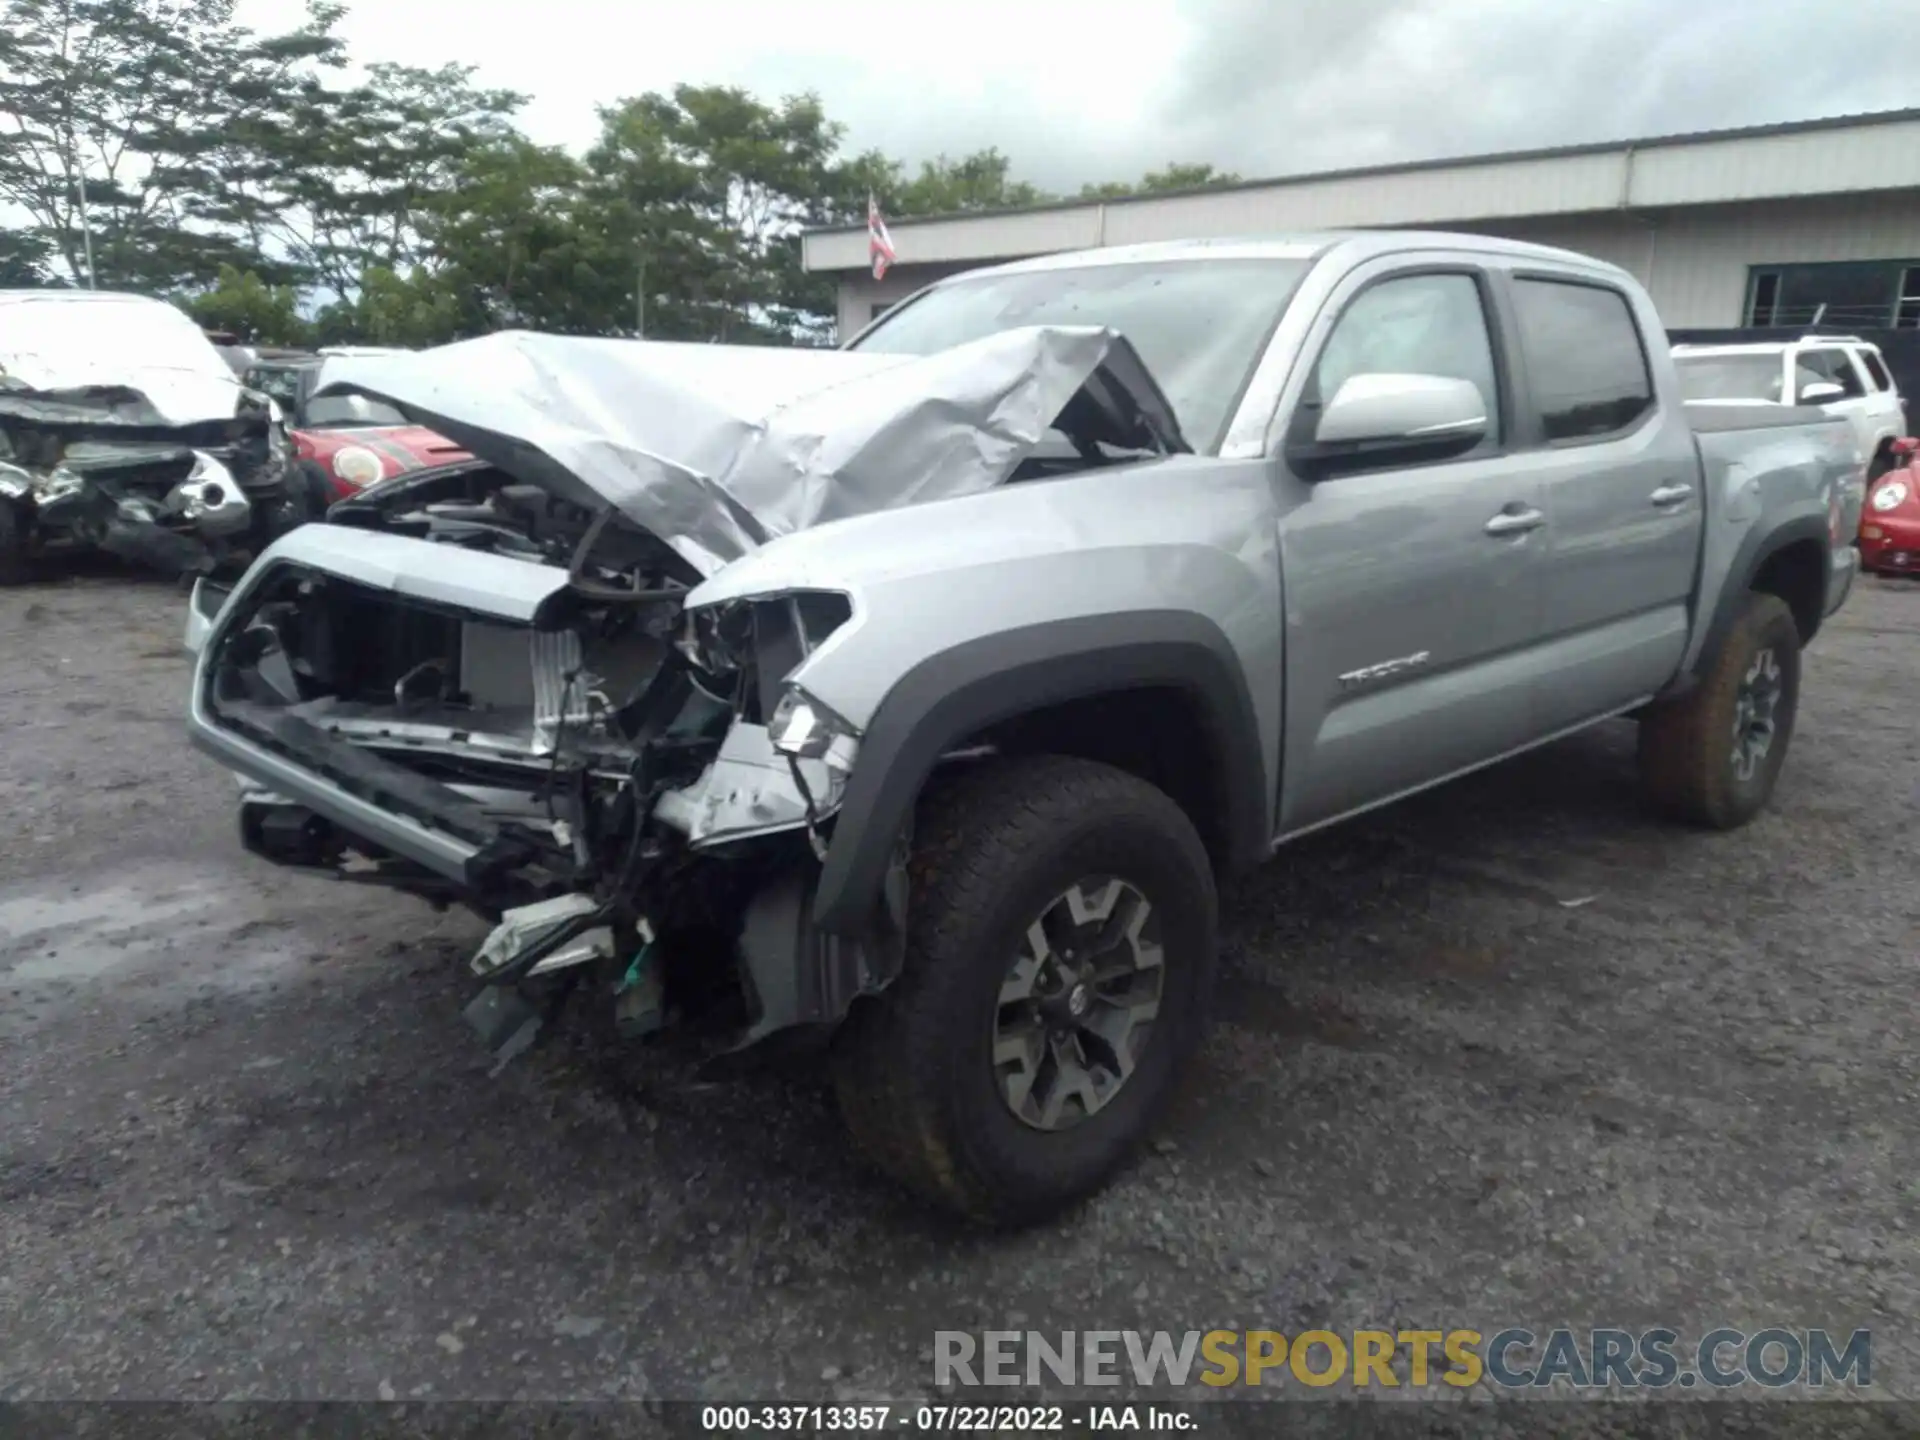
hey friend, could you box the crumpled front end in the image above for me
[0,384,297,577]
[312,323,1186,576]
[185,470,901,1066]
[186,323,1188,1065]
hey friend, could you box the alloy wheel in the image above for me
[991,876,1165,1132]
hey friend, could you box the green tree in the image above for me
[0,227,59,286]
[0,0,343,289]
[180,262,308,344]
[204,60,527,306]
[843,146,1055,219]
[581,84,849,344]
[313,264,463,348]
[1077,162,1242,201]
[416,136,598,333]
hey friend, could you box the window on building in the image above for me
[1898,268,1920,330]
[1743,260,1920,329]
[1859,349,1895,392]
[1512,279,1653,441]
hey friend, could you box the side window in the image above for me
[1511,278,1653,442]
[1856,349,1893,393]
[1801,349,1865,399]
[1312,272,1500,435]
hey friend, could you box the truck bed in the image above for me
[1686,401,1838,434]
[1677,403,1862,678]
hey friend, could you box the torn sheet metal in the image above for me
[471,893,610,978]
[653,720,845,848]
[0,289,252,429]
[313,326,1129,576]
[0,292,295,576]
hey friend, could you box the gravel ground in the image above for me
[1,567,1917,1418]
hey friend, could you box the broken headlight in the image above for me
[676,602,751,679]
[679,591,854,713]
[769,685,859,768]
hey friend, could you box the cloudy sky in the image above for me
[237,0,1918,192]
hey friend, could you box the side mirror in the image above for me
[1797,381,1845,405]
[1290,373,1488,474]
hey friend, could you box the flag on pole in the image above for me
[868,194,896,281]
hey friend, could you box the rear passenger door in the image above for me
[1273,260,1550,834]
[1508,273,1705,733]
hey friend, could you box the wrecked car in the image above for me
[0,290,303,583]
[186,233,1861,1225]
[245,350,472,504]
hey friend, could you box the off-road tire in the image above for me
[1638,591,1801,829]
[832,754,1217,1227]
[0,497,31,586]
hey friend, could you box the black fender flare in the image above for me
[1691,514,1832,679]
[810,611,1269,936]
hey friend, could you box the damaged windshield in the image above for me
[851,258,1312,451]
[302,393,408,429]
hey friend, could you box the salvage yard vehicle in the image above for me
[0,290,301,582]
[244,348,471,504]
[1672,336,1907,478]
[1859,435,1920,575]
[184,232,1864,1225]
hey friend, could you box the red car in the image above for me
[244,353,472,503]
[295,391,472,500]
[1859,435,1920,576]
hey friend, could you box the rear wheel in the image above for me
[1638,592,1801,828]
[832,755,1217,1226]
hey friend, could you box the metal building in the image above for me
[803,108,1920,342]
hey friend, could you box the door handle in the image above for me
[1484,506,1545,536]
[1650,483,1694,507]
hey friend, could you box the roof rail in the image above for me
[1800,333,1867,344]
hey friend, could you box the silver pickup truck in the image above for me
[184,231,1862,1225]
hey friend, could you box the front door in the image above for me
[1272,260,1550,835]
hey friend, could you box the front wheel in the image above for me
[832,755,1218,1226]
[1638,592,1801,828]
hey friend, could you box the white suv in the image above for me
[1673,336,1908,477]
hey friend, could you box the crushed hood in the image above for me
[0,291,250,432]
[314,326,1186,576]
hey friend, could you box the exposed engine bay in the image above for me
[0,389,299,587]
[197,463,897,1061]
[188,323,1188,1065]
